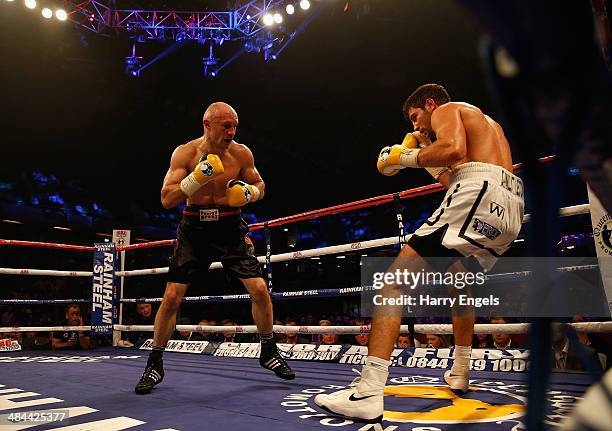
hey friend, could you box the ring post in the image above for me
[112,229,131,346]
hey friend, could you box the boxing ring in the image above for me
[1,165,609,431]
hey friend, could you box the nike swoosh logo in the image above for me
[349,393,376,401]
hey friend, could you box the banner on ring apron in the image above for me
[340,346,530,372]
[0,338,21,352]
[587,186,612,317]
[91,243,117,335]
[140,339,209,354]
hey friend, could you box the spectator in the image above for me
[282,318,309,345]
[208,319,223,342]
[127,302,155,347]
[191,319,211,341]
[352,318,370,347]
[552,324,602,372]
[221,319,236,343]
[176,317,194,341]
[320,320,339,345]
[572,314,609,370]
[396,334,413,348]
[473,333,493,348]
[1,306,16,326]
[52,304,94,350]
[135,303,154,323]
[490,317,522,349]
[425,334,450,348]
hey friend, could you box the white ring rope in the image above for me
[4,322,609,335]
[0,268,93,277]
[0,326,90,333]
[117,322,612,335]
[0,204,590,277]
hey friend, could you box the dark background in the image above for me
[0,0,499,221]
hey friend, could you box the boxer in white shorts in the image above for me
[315,83,525,423]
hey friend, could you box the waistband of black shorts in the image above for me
[182,205,241,222]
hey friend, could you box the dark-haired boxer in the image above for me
[315,84,524,422]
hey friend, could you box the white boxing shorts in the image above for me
[407,162,525,271]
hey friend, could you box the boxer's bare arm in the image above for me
[161,145,192,209]
[417,104,467,167]
[238,146,265,197]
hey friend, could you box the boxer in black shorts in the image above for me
[135,102,294,395]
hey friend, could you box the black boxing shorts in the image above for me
[167,205,263,285]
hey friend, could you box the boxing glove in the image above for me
[377,133,420,176]
[180,154,224,197]
[226,180,261,207]
[376,144,420,175]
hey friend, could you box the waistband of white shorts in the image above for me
[450,162,524,198]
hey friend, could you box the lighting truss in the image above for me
[58,0,318,77]
[64,0,288,41]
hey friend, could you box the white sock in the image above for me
[450,345,471,376]
[357,356,390,395]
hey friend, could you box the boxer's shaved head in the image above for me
[203,102,237,123]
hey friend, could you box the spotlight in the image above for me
[299,0,310,10]
[41,7,52,18]
[273,13,283,24]
[286,4,294,15]
[262,13,273,26]
[55,9,67,21]
[125,55,142,77]
[24,0,36,9]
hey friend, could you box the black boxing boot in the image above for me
[135,347,165,394]
[259,333,295,380]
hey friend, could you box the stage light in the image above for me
[125,55,142,77]
[24,0,36,9]
[41,7,52,18]
[273,13,283,24]
[286,4,294,15]
[263,13,273,26]
[55,9,67,21]
[299,0,310,10]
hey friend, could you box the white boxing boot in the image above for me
[314,356,389,423]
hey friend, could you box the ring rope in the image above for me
[0,263,599,305]
[3,322,611,335]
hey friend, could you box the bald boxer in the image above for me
[135,102,294,395]
[315,84,524,421]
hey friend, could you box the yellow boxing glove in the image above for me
[376,144,421,175]
[401,132,419,148]
[226,180,262,207]
[377,133,420,176]
[179,154,224,197]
